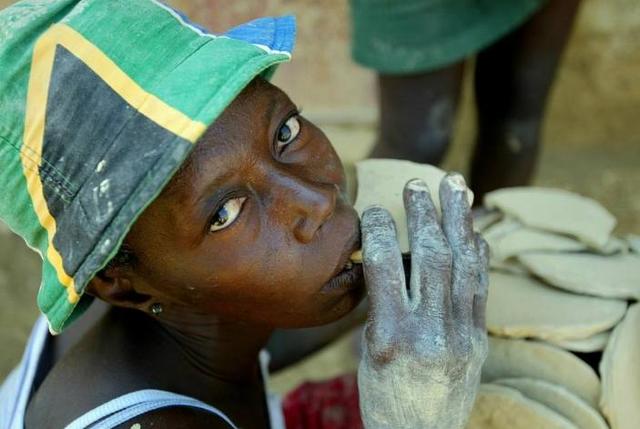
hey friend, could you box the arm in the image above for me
[358,175,489,429]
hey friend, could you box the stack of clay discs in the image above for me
[472,187,640,429]
[353,160,640,429]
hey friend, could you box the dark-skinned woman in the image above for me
[0,1,489,428]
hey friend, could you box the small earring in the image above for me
[150,303,163,315]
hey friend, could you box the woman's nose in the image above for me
[272,174,337,243]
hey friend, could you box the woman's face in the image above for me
[122,78,364,328]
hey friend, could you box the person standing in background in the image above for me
[350,0,582,200]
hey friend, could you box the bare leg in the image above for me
[471,0,583,201]
[371,63,465,165]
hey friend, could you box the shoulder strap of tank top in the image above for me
[64,389,237,429]
[2,316,50,428]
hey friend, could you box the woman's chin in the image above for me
[313,276,366,326]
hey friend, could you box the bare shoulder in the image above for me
[27,365,254,428]
[113,407,235,429]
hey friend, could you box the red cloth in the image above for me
[282,374,364,429]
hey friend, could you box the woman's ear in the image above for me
[86,266,152,310]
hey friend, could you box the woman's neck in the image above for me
[35,306,275,429]
[151,309,274,384]
[101,306,274,400]
[105,307,276,427]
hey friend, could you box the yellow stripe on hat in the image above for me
[38,25,207,143]
[23,26,78,304]
[22,24,207,304]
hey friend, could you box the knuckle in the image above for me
[457,245,479,264]
[476,234,489,251]
[448,338,474,370]
[455,251,481,277]
[458,336,474,358]
[369,346,398,366]
[365,325,399,365]
[428,247,453,270]
[416,231,451,255]
[476,237,490,263]
[413,229,442,247]
[474,272,489,295]
[476,270,489,290]
[464,240,480,257]
[426,352,451,372]
[447,353,470,373]
[479,284,489,300]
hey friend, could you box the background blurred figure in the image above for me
[351,0,582,200]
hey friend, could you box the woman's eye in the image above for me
[209,197,246,232]
[276,116,301,152]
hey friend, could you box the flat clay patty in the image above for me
[495,378,608,429]
[467,384,577,429]
[518,252,640,300]
[548,330,611,353]
[599,303,640,429]
[490,227,587,261]
[354,159,473,253]
[484,187,615,249]
[482,337,601,407]
[486,272,626,341]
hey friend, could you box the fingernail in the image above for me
[407,178,429,192]
[446,172,467,191]
[363,204,385,212]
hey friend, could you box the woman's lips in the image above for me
[321,262,364,293]
[320,210,363,293]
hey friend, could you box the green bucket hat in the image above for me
[0,0,296,333]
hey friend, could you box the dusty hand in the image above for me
[357,174,489,429]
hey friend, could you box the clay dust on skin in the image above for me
[358,355,467,429]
